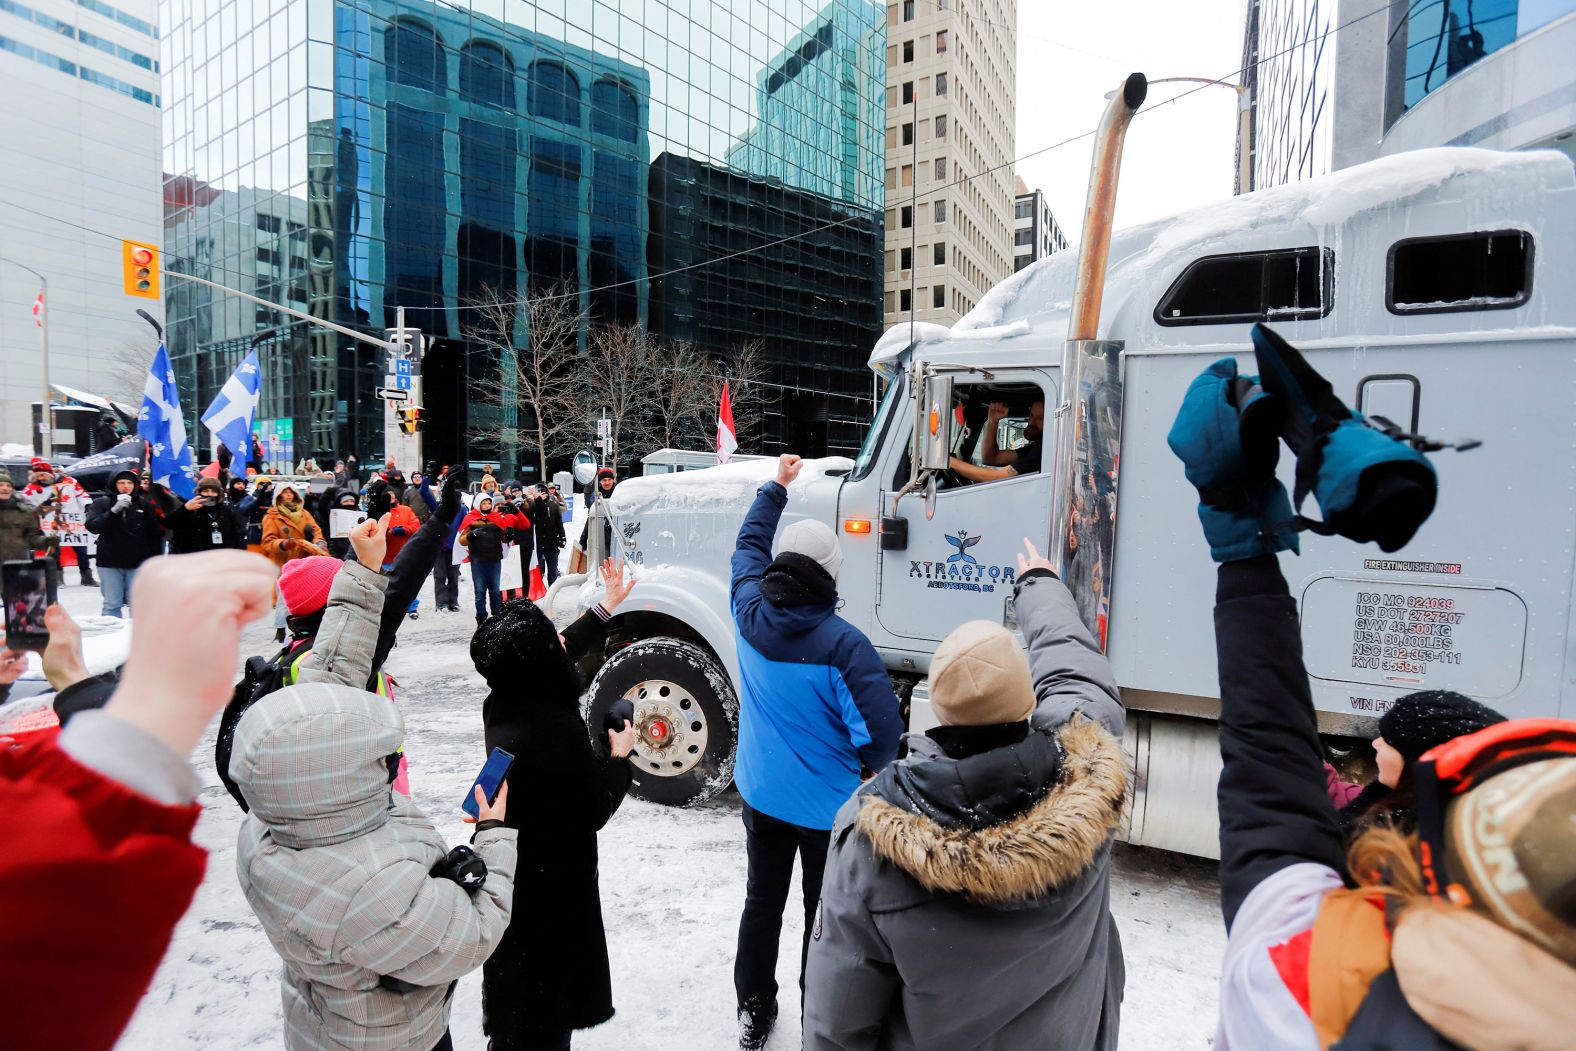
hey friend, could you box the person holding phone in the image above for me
[261,484,328,642]
[84,470,162,618]
[457,494,508,625]
[471,558,638,1051]
[163,477,245,554]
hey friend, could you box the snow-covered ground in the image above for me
[45,570,1224,1050]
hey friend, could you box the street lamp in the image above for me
[0,256,50,458]
[1110,75,1254,194]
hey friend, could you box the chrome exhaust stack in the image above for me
[1048,73,1146,649]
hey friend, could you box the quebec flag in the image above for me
[138,343,195,499]
[201,350,261,462]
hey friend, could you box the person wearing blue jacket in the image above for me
[730,453,903,1051]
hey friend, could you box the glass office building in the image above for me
[160,0,885,471]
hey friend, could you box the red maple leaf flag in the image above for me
[32,292,44,328]
[717,380,738,464]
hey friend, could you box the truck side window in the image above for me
[1387,230,1532,315]
[1155,246,1333,326]
[944,381,1048,487]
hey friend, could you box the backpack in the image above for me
[215,639,311,811]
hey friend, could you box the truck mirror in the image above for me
[572,451,596,486]
[915,373,953,473]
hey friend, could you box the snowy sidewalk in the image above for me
[68,575,1223,1050]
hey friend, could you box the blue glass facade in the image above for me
[1389,0,1576,120]
[160,0,885,471]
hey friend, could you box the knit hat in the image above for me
[777,519,844,581]
[1380,691,1507,764]
[928,620,1037,727]
[470,598,578,698]
[1444,755,1576,965]
[277,555,343,616]
[196,476,223,494]
[30,458,51,473]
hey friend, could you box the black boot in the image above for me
[738,997,777,1051]
[275,627,286,643]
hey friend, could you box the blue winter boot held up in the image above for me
[1250,323,1438,553]
[1167,356,1299,563]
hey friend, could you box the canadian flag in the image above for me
[717,380,738,464]
[31,292,43,328]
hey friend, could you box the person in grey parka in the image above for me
[803,541,1128,1051]
[230,517,518,1051]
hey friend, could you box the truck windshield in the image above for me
[851,377,903,482]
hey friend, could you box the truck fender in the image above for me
[610,567,740,686]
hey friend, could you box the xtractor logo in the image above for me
[911,529,1015,594]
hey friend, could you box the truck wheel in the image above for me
[584,637,738,807]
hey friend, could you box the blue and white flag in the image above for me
[137,343,195,499]
[201,350,261,461]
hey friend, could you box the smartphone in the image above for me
[460,747,515,818]
[2,559,56,651]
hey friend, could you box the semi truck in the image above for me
[557,80,1576,858]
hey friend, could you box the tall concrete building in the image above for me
[882,0,1016,328]
[1012,176,1067,272]
[0,0,162,447]
[1241,0,1576,192]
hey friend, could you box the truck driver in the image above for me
[948,399,1044,483]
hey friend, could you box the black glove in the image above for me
[424,460,439,479]
[439,466,468,520]
[603,698,635,736]
[303,524,316,542]
[364,479,391,521]
[429,844,488,891]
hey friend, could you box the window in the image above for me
[900,288,912,311]
[460,42,514,109]
[1155,246,1334,326]
[528,61,581,125]
[1015,200,1033,219]
[933,284,946,308]
[386,19,445,93]
[935,157,947,180]
[903,39,913,62]
[1015,228,1033,246]
[901,81,914,104]
[1387,231,1532,315]
[900,246,912,270]
[903,1,915,21]
[591,79,640,141]
[935,30,948,53]
[935,114,947,138]
[933,242,945,265]
[936,72,948,95]
[900,205,913,228]
[885,167,897,189]
[901,164,913,187]
[933,200,947,223]
[901,122,913,146]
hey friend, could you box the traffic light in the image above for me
[398,406,424,434]
[121,240,160,298]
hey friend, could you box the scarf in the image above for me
[759,552,837,608]
[274,492,306,524]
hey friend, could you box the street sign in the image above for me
[376,387,409,402]
[395,359,412,390]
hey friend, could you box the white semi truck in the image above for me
[560,90,1576,857]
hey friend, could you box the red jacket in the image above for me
[0,734,206,1049]
[383,503,422,562]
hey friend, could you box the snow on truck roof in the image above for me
[610,455,854,517]
[870,147,1575,366]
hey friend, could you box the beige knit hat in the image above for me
[928,620,1037,727]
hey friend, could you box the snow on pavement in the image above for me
[65,575,1223,1051]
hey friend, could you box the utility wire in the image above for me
[6,1,1395,319]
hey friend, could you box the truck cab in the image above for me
[574,148,1576,855]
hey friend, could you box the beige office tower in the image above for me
[882,0,1017,328]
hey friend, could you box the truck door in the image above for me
[876,369,1058,644]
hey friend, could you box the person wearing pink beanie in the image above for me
[277,555,344,618]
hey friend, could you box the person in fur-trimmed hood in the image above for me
[802,540,1128,1051]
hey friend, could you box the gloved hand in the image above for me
[1251,324,1437,553]
[439,466,468,521]
[112,493,132,513]
[603,698,635,736]
[1167,356,1299,562]
[429,844,488,891]
[364,479,391,522]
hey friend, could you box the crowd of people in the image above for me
[1,332,1573,1051]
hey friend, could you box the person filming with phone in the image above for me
[470,557,638,1051]
[162,476,245,554]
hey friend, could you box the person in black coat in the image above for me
[471,558,638,1051]
[83,470,161,618]
[531,486,567,585]
[162,477,245,554]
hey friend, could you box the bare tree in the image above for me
[102,337,162,406]
[645,338,714,451]
[713,338,770,454]
[583,320,658,471]
[465,288,585,480]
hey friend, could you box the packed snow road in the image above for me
[67,576,1224,1050]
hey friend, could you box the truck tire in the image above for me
[584,637,738,807]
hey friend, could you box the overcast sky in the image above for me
[1012,0,1249,240]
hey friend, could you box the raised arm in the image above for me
[294,517,388,690]
[732,455,800,611]
[1013,549,1123,736]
